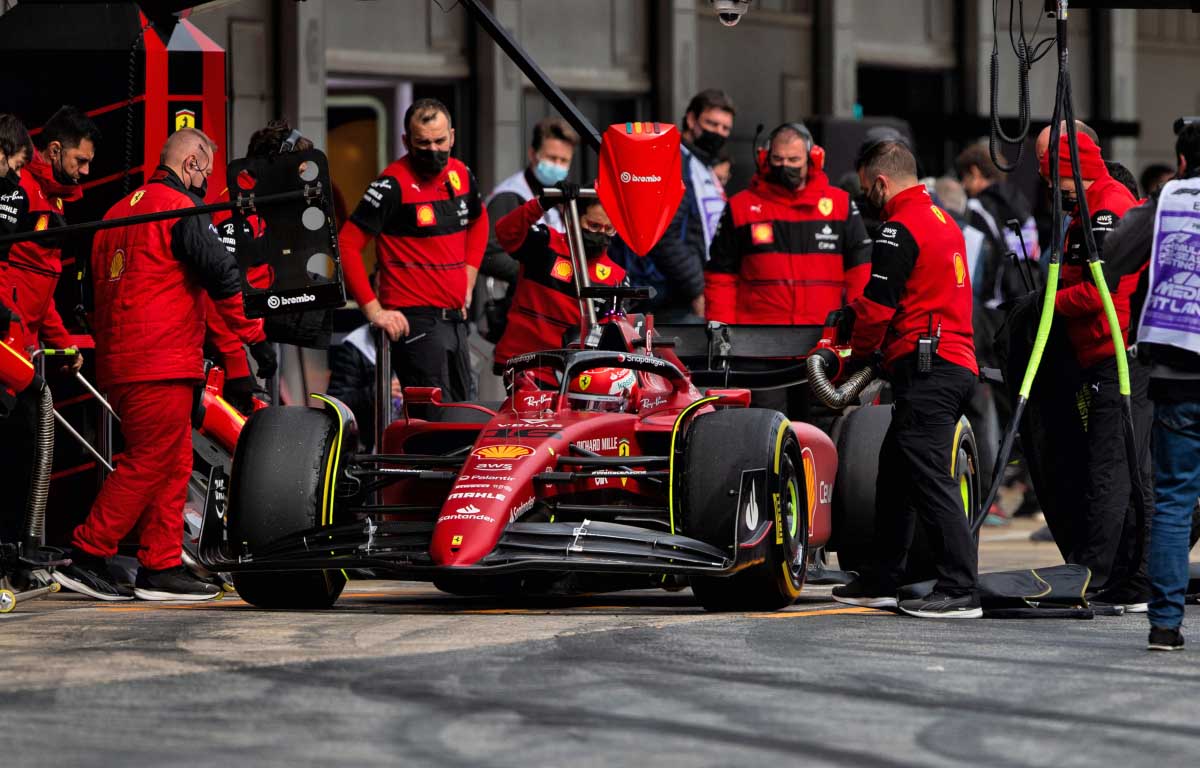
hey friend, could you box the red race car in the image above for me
[197,293,837,612]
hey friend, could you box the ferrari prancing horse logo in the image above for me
[174,109,196,132]
[448,170,462,192]
[818,197,833,217]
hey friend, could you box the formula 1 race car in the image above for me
[197,293,829,612]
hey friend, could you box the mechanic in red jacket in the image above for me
[53,128,266,603]
[705,122,872,325]
[1039,131,1152,609]
[492,184,625,373]
[6,106,97,369]
[831,139,981,619]
[338,99,488,415]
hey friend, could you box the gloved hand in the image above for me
[248,341,277,380]
[223,375,256,415]
[823,306,856,345]
[0,304,18,339]
[539,180,580,210]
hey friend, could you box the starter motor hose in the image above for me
[807,351,876,410]
[25,380,53,553]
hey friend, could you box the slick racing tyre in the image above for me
[228,406,346,609]
[681,408,808,611]
[832,405,981,580]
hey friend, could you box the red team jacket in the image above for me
[848,184,977,374]
[5,150,81,352]
[338,155,488,311]
[493,198,626,367]
[1039,132,1142,368]
[90,167,263,388]
[705,168,872,324]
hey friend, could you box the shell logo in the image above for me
[448,170,462,192]
[473,445,534,460]
[953,252,966,287]
[108,249,126,281]
[416,204,436,226]
[801,446,816,520]
[931,205,947,224]
[818,197,833,217]
[750,223,774,245]
[551,257,573,282]
[34,214,48,232]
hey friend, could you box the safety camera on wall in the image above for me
[709,0,752,27]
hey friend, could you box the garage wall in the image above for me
[1135,9,1200,174]
[185,0,276,159]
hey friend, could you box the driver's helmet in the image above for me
[567,367,639,413]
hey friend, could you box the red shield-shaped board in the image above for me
[595,122,684,256]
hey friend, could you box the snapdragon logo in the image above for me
[619,171,662,184]
[266,293,316,309]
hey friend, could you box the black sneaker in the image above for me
[134,566,222,601]
[52,550,134,601]
[899,591,982,619]
[1090,586,1150,614]
[1148,626,1185,652]
[832,576,898,609]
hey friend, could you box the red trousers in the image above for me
[73,381,193,570]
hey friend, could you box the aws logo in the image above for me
[473,445,533,460]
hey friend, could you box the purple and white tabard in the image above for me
[1138,177,1200,355]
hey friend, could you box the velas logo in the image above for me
[473,445,534,460]
[953,253,966,287]
[416,204,436,226]
[751,223,774,245]
[619,171,662,183]
[818,197,833,217]
[267,293,317,309]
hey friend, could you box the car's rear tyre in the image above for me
[832,405,981,580]
[228,406,346,609]
[681,408,808,612]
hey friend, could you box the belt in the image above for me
[400,306,467,322]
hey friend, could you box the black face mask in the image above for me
[581,230,611,258]
[409,148,450,178]
[190,179,208,199]
[691,129,725,163]
[50,150,78,187]
[768,164,805,191]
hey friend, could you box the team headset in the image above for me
[752,121,825,176]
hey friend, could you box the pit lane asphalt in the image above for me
[2,519,1197,768]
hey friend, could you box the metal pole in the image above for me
[0,187,314,247]
[373,326,392,504]
[458,0,602,152]
[53,409,114,473]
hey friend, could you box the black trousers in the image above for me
[390,308,470,420]
[1073,355,1153,592]
[0,387,37,545]
[871,356,979,597]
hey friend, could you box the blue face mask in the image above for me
[534,159,569,186]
